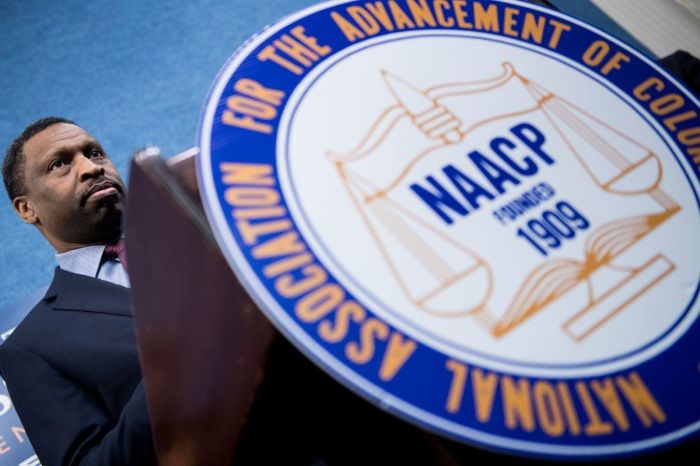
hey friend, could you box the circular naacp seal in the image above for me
[197,0,700,459]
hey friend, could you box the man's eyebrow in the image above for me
[81,138,102,149]
[43,139,102,160]
[43,146,72,161]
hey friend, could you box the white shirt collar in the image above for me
[55,245,107,279]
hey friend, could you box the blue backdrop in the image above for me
[0,0,319,312]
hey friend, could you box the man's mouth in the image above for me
[82,181,123,204]
[88,186,118,201]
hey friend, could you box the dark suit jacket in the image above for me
[0,268,157,466]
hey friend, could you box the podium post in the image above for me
[126,149,275,465]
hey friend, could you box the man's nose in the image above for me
[76,154,104,180]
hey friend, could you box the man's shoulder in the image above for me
[0,297,48,377]
[0,268,65,363]
[0,268,132,367]
[0,298,50,351]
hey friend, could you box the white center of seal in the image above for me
[279,33,700,376]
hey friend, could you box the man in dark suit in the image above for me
[0,117,157,465]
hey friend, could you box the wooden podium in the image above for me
[124,148,698,466]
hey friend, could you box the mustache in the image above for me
[80,177,125,205]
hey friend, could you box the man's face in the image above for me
[15,123,126,252]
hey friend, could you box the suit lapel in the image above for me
[44,267,132,317]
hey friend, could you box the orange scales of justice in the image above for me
[326,63,680,342]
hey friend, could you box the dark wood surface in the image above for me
[126,149,275,466]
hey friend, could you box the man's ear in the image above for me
[13,196,39,225]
